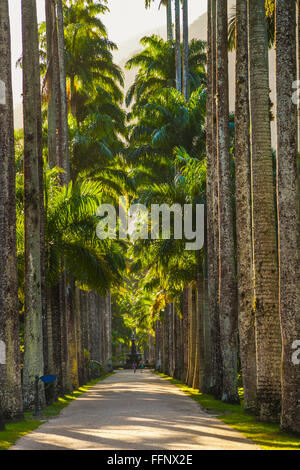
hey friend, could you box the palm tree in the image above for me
[125,36,206,112]
[0,0,23,421]
[206,0,219,397]
[62,0,123,121]
[275,0,300,433]
[16,164,127,393]
[234,0,257,414]
[56,0,71,184]
[21,0,46,410]
[216,0,238,403]
[205,0,222,399]
[128,87,206,187]
[248,0,281,422]
[45,0,57,169]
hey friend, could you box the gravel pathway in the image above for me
[10,370,260,450]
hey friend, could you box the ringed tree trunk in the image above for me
[162,309,169,375]
[206,0,222,398]
[166,0,173,42]
[36,0,47,400]
[186,286,194,387]
[50,284,62,397]
[182,0,189,99]
[248,0,282,422]
[193,287,201,390]
[105,291,112,371]
[298,1,300,152]
[56,0,71,183]
[216,0,239,403]
[59,273,72,394]
[168,303,175,377]
[197,256,207,393]
[80,290,89,384]
[155,320,163,371]
[22,0,46,410]
[45,0,57,168]
[75,287,85,386]
[173,305,182,380]
[67,281,79,389]
[45,288,56,403]
[89,292,102,379]
[175,0,182,92]
[0,0,23,421]
[205,0,214,394]
[275,0,300,433]
[182,287,189,383]
[235,0,257,414]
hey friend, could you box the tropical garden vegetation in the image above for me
[0,0,299,447]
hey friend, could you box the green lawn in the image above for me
[0,372,114,451]
[154,371,300,451]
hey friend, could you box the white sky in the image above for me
[9,0,207,104]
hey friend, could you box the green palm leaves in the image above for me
[128,87,206,185]
[125,35,206,113]
[16,164,126,297]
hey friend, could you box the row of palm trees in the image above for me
[0,0,299,437]
[0,0,125,423]
[132,0,299,434]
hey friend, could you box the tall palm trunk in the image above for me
[166,0,173,41]
[67,281,79,389]
[48,0,73,394]
[175,0,182,92]
[59,273,72,393]
[186,286,194,387]
[50,284,62,396]
[36,4,47,402]
[89,292,101,378]
[298,1,300,152]
[45,0,56,167]
[182,0,189,99]
[206,0,222,398]
[193,287,201,390]
[205,0,214,391]
[182,287,189,382]
[106,291,112,370]
[168,303,175,376]
[56,0,71,183]
[275,0,300,433]
[80,290,89,383]
[0,0,23,421]
[162,309,169,374]
[155,320,163,371]
[216,0,238,403]
[197,255,208,392]
[235,0,257,413]
[75,288,85,386]
[45,288,56,403]
[248,0,282,422]
[173,305,182,380]
[22,0,45,410]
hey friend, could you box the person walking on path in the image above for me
[133,361,137,373]
[139,362,144,373]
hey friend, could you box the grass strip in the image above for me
[154,371,300,451]
[0,372,114,450]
